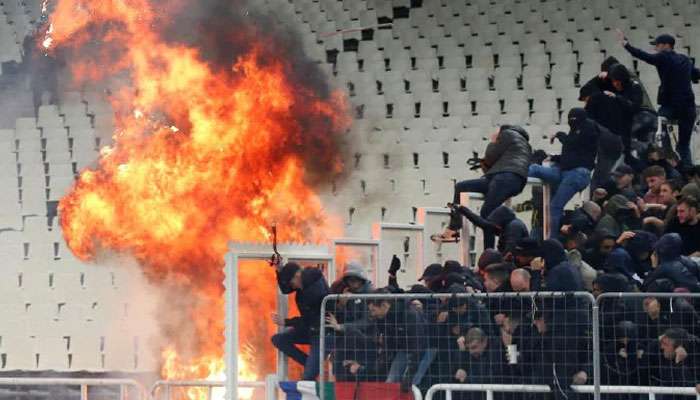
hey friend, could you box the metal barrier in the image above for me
[425,384,700,400]
[319,292,596,400]
[596,292,700,392]
[151,375,277,400]
[0,377,148,400]
[459,177,550,268]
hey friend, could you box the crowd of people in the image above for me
[269,32,700,398]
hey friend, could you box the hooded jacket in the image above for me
[277,267,329,334]
[643,233,700,292]
[596,194,640,237]
[534,239,585,292]
[483,125,532,179]
[551,108,599,171]
[457,205,529,253]
[332,262,373,324]
[604,247,638,283]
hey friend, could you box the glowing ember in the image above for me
[45,0,349,397]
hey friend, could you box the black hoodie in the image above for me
[457,205,529,253]
[277,267,329,334]
[534,239,585,292]
[552,108,599,171]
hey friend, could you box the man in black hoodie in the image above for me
[271,262,329,380]
[449,205,529,253]
[618,30,700,167]
[528,108,598,236]
[643,233,700,292]
[605,64,646,161]
[433,125,531,248]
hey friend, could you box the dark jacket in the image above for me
[458,205,529,254]
[596,194,641,237]
[483,125,532,179]
[552,109,599,171]
[624,44,699,109]
[277,267,329,334]
[604,247,638,284]
[533,239,585,292]
[585,91,630,137]
[561,207,597,236]
[643,233,700,292]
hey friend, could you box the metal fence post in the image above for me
[591,299,601,400]
[80,384,88,400]
[265,374,278,400]
[319,295,331,400]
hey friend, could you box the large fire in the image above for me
[44,0,349,398]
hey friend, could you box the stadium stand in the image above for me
[1,0,700,398]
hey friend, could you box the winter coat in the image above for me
[331,262,374,324]
[585,91,630,137]
[596,194,641,237]
[536,239,585,292]
[483,125,532,180]
[277,267,329,335]
[604,247,639,284]
[562,207,598,236]
[552,110,600,171]
[567,249,598,291]
[643,233,700,292]
[624,44,699,109]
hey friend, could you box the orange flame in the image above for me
[46,0,349,398]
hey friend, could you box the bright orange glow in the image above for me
[47,0,349,398]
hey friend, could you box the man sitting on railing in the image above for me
[432,125,532,249]
[528,108,599,237]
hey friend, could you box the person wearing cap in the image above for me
[271,262,329,380]
[418,263,445,292]
[594,164,635,204]
[560,200,602,237]
[617,30,700,167]
[528,108,599,237]
[511,237,539,268]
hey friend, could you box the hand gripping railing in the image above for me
[0,377,148,400]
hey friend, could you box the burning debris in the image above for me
[41,0,349,397]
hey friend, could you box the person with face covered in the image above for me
[528,108,598,237]
[596,194,642,237]
[448,205,529,254]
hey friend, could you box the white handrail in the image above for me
[151,377,277,400]
[425,384,700,400]
[0,377,148,400]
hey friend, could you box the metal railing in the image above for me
[150,376,277,400]
[425,384,700,400]
[0,377,148,400]
[319,291,597,400]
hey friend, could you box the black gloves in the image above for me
[466,151,482,171]
[389,255,401,276]
[531,149,548,165]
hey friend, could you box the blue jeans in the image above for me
[451,172,526,249]
[386,349,438,386]
[271,327,321,380]
[659,105,697,167]
[528,165,591,238]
